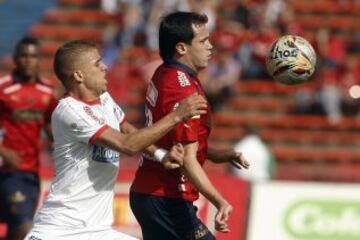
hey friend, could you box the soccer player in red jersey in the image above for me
[0,37,57,240]
[130,12,250,240]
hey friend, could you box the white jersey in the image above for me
[32,92,127,233]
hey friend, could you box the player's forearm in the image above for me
[206,147,224,163]
[120,112,181,155]
[183,157,226,209]
[121,121,168,156]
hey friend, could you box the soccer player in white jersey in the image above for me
[25,40,207,240]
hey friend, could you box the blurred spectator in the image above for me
[293,88,325,115]
[316,28,347,69]
[0,37,57,240]
[277,8,304,36]
[317,66,343,123]
[145,0,191,50]
[102,0,146,67]
[340,54,360,117]
[202,31,242,111]
[264,0,286,26]
[245,23,279,79]
[231,127,275,182]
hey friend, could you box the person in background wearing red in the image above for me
[0,36,57,240]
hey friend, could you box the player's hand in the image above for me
[1,148,22,169]
[212,149,250,170]
[215,201,233,233]
[175,94,207,122]
[226,151,250,170]
[162,143,185,170]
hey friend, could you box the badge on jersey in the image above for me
[92,145,119,163]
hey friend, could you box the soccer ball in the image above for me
[266,35,316,85]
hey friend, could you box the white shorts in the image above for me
[24,228,138,240]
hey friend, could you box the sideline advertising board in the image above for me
[247,181,360,240]
[36,173,250,240]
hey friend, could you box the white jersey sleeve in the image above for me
[59,100,109,144]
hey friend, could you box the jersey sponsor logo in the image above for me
[146,81,158,107]
[12,109,44,121]
[92,145,119,163]
[83,106,105,125]
[177,71,191,87]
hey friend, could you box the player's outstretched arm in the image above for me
[207,147,250,170]
[121,121,184,169]
[93,94,207,156]
[182,142,232,233]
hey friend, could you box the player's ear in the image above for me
[73,70,84,83]
[175,42,187,56]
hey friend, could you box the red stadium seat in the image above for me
[30,24,103,42]
[210,127,246,141]
[213,113,360,130]
[271,146,360,163]
[39,41,63,56]
[59,0,99,8]
[259,128,360,146]
[227,96,295,111]
[44,9,118,25]
[276,163,360,182]
[234,80,315,95]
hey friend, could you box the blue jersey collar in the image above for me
[164,60,197,78]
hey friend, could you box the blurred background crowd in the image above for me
[99,0,360,122]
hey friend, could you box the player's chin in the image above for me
[198,62,209,69]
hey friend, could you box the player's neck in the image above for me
[175,57,198,74]
[68,88,100,102]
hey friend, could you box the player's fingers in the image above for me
[174,143,184,154]
[176,143,184,154]
[215,218,229,233]
[167,163,181,169]
[215,210,227,225]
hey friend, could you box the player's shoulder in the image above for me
[0,75,14,90]
[54,96,81,114]
[156,65,196,90]
[52,97,83,123]
[35,83,54,95]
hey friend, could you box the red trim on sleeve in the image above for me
[89,125,110,145]
[120,116,127,126]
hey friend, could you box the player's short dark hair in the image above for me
[159,11,208,61]
[53,40,97,90]
[14,36,39,56]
